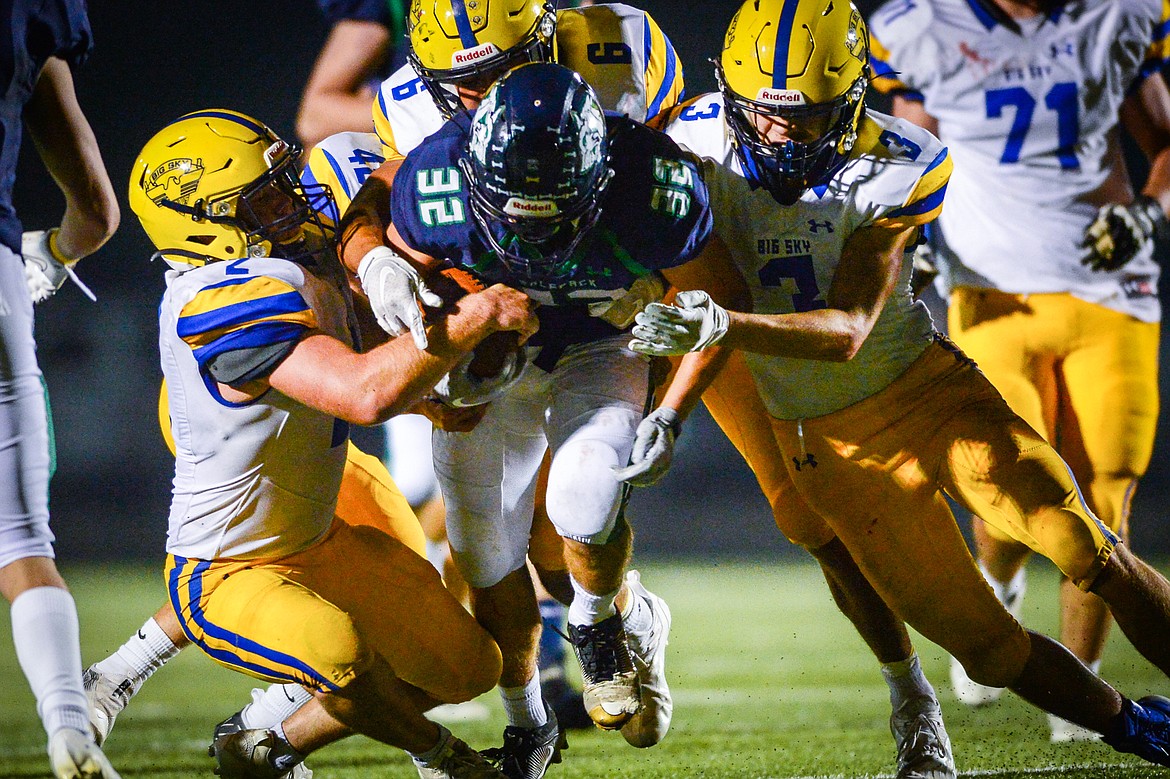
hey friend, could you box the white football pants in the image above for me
[434,335,650,588]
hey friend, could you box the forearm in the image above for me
[339,160,398,274]
[24,58,118,259]
[722,308,872,361]
[658,346,731,419]
[1142,145,1170,215]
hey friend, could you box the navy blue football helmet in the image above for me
[459,62,614,283]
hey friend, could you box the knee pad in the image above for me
[544,438,624,544]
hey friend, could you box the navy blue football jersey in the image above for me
[0,0,92,254]
[391,114,712,364]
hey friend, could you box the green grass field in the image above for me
[2,560,1168,779]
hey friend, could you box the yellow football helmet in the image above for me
[408,0,556,117]
[717,0,869,204]
[128,109,335,271]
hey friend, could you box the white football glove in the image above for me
[23,229,96,304]
[628,289,729,356]
[612,406,680,486]
[1081,195,1168,272]
[357,246,444,349]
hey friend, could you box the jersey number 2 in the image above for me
[758,255,826,312]
[985,82,1079,169]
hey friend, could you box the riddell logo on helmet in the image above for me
[503,197,559,217]
[452,43,500,66]
[756,88,805,106]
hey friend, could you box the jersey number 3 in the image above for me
[985,82,1079,170]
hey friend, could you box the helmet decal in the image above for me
[144,158,205,207]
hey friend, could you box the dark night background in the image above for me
[18,1,1170,565]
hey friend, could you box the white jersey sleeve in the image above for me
[160,258,353,561]
[302,131,386,222]
[870,0,1169,321]
[663,101,949,419]
[373,62,446,160]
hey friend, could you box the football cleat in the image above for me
[567,614,640,730]
[890,698,956,779]
[1103,695,1170,766]
[1049,713,1102,744]
[619,570,673,748]
[950,567,1025,707]
[209,728,312,779]
[48,729,121,779]
[414,729,508,779]
[82,667,135,746]
[481,699,566,779]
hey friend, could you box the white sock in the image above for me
[90,616,180,693]
[567,575,619,626]
[11,586,91,737]
[620,586,652,636]
[240,684,313,729]
[881,652,938,711]
[411,724,453,765]
[499,673,547,729]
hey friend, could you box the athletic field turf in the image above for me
[2,560,1167,778]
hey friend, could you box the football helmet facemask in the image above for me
[460,62,613,284]
[409,0,557,118]
[717,0,869,205]
[128,109,335,271]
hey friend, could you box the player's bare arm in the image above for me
[23,56,118,259]
[226,283,537,424]
[656,234,750,418]
[724,223,916,360]
[1121,73,1170,214]
[891,94,939,137]
[296,19,391,151]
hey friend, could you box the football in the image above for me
[425,266,522,380]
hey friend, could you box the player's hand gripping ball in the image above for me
[426,266,527,406]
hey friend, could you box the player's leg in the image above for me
[765,349,1169,764]
[544,337,668,742]
[946,287,1055,705]
[170,524,504,778]
[434,382,566,778]
[0,246,118,778]
[527,474,591,731]
[1041,299,1159,740]
[701,350,953,776]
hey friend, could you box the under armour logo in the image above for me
[808,219,833,233]
[792,453,818,471]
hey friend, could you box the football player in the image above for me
[304,127,588,729]
[868,0,1170,742]
[383,62,743,778]
[128,109,537,779]
[631,0,1170,768]
[0,2,121,778]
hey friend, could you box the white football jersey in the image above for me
[372,3,684,158]
[870,0,1170,321]
[160,257,354,560]
[301,131,385,220]
[661,95,951,419]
